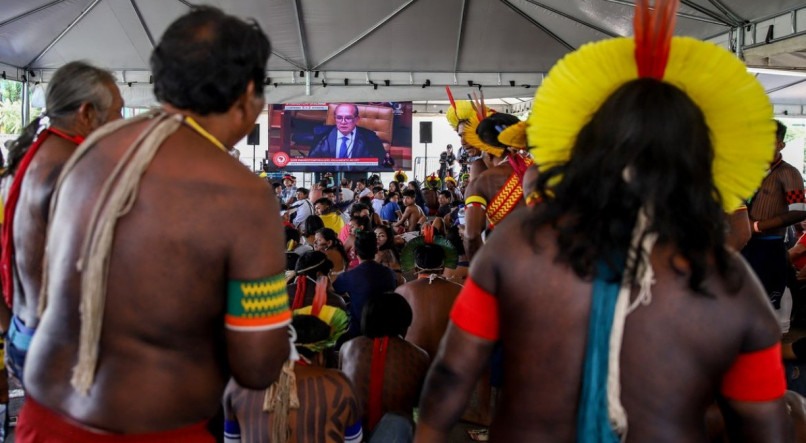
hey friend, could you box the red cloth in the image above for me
[16,396,214,442]
[793,234,806,271]
[450,277,499,341]
[368,336,389,431]
[1,128,84,308]
[720,343,786,402]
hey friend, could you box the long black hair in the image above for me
[527,78,734,293]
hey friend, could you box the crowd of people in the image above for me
[0,0,805,442]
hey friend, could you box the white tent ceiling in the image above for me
[2,0,806,109]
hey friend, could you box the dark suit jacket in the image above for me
[308,126,387,165]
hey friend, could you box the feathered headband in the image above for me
[400,224,458,273]
[527,0,774,212]
[445,87,501,156]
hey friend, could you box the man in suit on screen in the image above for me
[308,104,387,169]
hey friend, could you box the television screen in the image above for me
[267,102,412,172]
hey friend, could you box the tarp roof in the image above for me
[2,0,806,107]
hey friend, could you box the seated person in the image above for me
[287,251,347,311]
[224,315,362,443]
[313,228,349,277]
[339,293,429,435]
[396,230,462,360]
[333,232,397,338]
[393,190,425,233]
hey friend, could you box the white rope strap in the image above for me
[606,207,657,440]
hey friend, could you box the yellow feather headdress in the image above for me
[527,10,774,212]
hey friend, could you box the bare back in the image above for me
[398,278,461,360]
[468,209,784,441]
[225,366,360,443]
[339,336,429,423]
[399,205,424,232]
[12,136,78,327]
[25,118,289,433]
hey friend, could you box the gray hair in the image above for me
[45,61,116,126]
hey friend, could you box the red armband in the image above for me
[450,277,499,341]
[720,343,786,402]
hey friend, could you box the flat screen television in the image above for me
[267,102,412,172]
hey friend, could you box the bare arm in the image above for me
[756,210,806,233]
[720,258,794,442]
[726,209,751,251]
[720,398,792,443]
[226,181,290,389]
[415,239,499,442]
[414,325,495,442]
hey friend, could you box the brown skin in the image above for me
[340,336,429,425]
[314,233,347,276]
[706,391,806,443]
[24,82,290,433]
[397,275,462,361]
[394,195,425,233]
[422,187,439,215]
[11,81,124,332]
[224,354,361,443]
[416,208,789,442]
[456,124,487,183]
[726,208,751,252]
[462,156,524,261]
[754,140,806,234]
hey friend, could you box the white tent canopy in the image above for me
[2,0,806,109]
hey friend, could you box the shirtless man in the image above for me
[1,62,123,382]
[224,315,362,443]
[397,242,462,360]
[463,113,531,260]
[415,10,788,440]
[19,8,290,440]
[340,293,429,435]
[393,189,424,233]
[446,101,487,183]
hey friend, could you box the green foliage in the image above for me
[0,80,24,134]
[0,80,22,103]
[0,100,22,135]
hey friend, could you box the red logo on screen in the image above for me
[272,152,290,167]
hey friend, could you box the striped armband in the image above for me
[226,273,291,331]
[720,343,786,402]
[465,195,487,210]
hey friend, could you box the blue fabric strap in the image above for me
[577,260,622,443]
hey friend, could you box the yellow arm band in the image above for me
[465,195,488,207]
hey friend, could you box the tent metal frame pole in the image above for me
[522,0,619,38]
[173,0,304,70]
[453,0,468,75]
[25,0,103,68]
[703,0,745,26]
[292,0,309,70]
[312,0,418,70]
[21,79,30,126]
[501,0,574,51]
[679,0,738,26]
[175,0,195,9]
[0,0,67,29]
[603,0,731,26]
[130,0,155,48]
[766,78,806,95]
